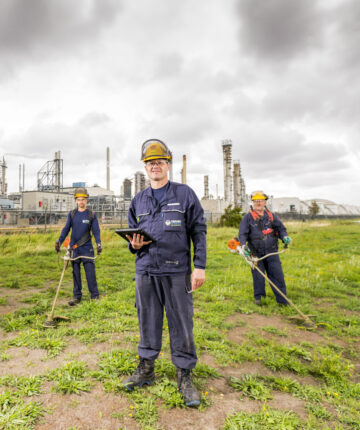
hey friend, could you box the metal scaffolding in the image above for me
[37,151,63,192]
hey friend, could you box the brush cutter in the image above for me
[227,238,315,328]
[43,238,98,328]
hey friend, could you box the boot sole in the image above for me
[185,400,200,408]
[179,389,201,407]
[123,380,154,391]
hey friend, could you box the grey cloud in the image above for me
[332,0,360,71]
[79,112,113,128]
[153,53,184,79]
[0,0,122,77]
[231,124,350,177]
[236,0,323,62]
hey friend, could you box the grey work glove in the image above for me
[55,240,60,253]
[97,243,102,255]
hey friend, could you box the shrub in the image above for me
[220,205,243,228]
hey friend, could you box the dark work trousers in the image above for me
[251,254,287,304]
[71,259,99,299]
[135,273,197,370]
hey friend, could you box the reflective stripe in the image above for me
[161,209,185,213]
[137,212,150,217]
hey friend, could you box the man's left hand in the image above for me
[191,268,205,291]
[97,243,102,255]
[283,236,291,246]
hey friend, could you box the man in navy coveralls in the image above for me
[239,190,291,306]
[55,187,102,305]
[123,139,207,408]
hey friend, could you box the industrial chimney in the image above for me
[233,161,241,207]
[0,157,7,197]
[204,175,209,199]
[181,155,187,184]
[106,147,110,191]
[222,140,232,204]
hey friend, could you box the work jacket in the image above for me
[238,210,287,256]
[58,209,101,257]
[128,181,207,276]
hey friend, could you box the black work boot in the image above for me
[177,368,201,408]
[68,298,81,306]
[254,298,262,306]
[123,358,155,390]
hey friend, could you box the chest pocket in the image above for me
[162,209,185,231]
[136,211,151,226]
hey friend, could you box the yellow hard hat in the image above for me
[251,190,268,200]
[141,139,172,162]
[74,187,89,199]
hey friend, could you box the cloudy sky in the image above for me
[0,0,359,204]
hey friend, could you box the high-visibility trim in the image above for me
[262,228,274,235]
[250,209,274,222]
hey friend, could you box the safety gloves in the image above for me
[97,243,103,255]
[283,236,291,246]
[240,244,251,257]
[55,240,60,253]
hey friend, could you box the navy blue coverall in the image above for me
[58,209,101,300]
[238,210,288,304]
[128,181,207,370]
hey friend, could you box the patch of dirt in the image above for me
[268,392,307,420]
[157,392,261,430]
[220,363,319,387]
[0,339,128,377]
[198,353,220,369]
[227,313,346,347]
[36,383,140,430]
[0,287,46,315]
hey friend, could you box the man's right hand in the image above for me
[55,240,60,253]
[126,233,152,250]
[240,244,251,257]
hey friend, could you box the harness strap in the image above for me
[249,209,276,237]
[70,209,94,249]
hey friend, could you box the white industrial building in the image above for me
[62,185,114,197]
[22,191,74,212]
[271,197,360,216]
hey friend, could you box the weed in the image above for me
[0,375,43,397]
[7,330,66,357]
[306,402,332,420]
[126,391,159,428]
[0,390,45,429]
[0,352,10,361]
[262,326,288,337]
[224,407,303,429]
[91,349,137,381]
[47,361,92,394]
[228,375,272,401]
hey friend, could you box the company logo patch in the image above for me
[165,219,181,227]
[82,219,90,224]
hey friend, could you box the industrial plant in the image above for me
[0,140,359,226]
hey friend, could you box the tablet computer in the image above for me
[115,228,155,243]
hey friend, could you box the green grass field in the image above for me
[0,220,359,429]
